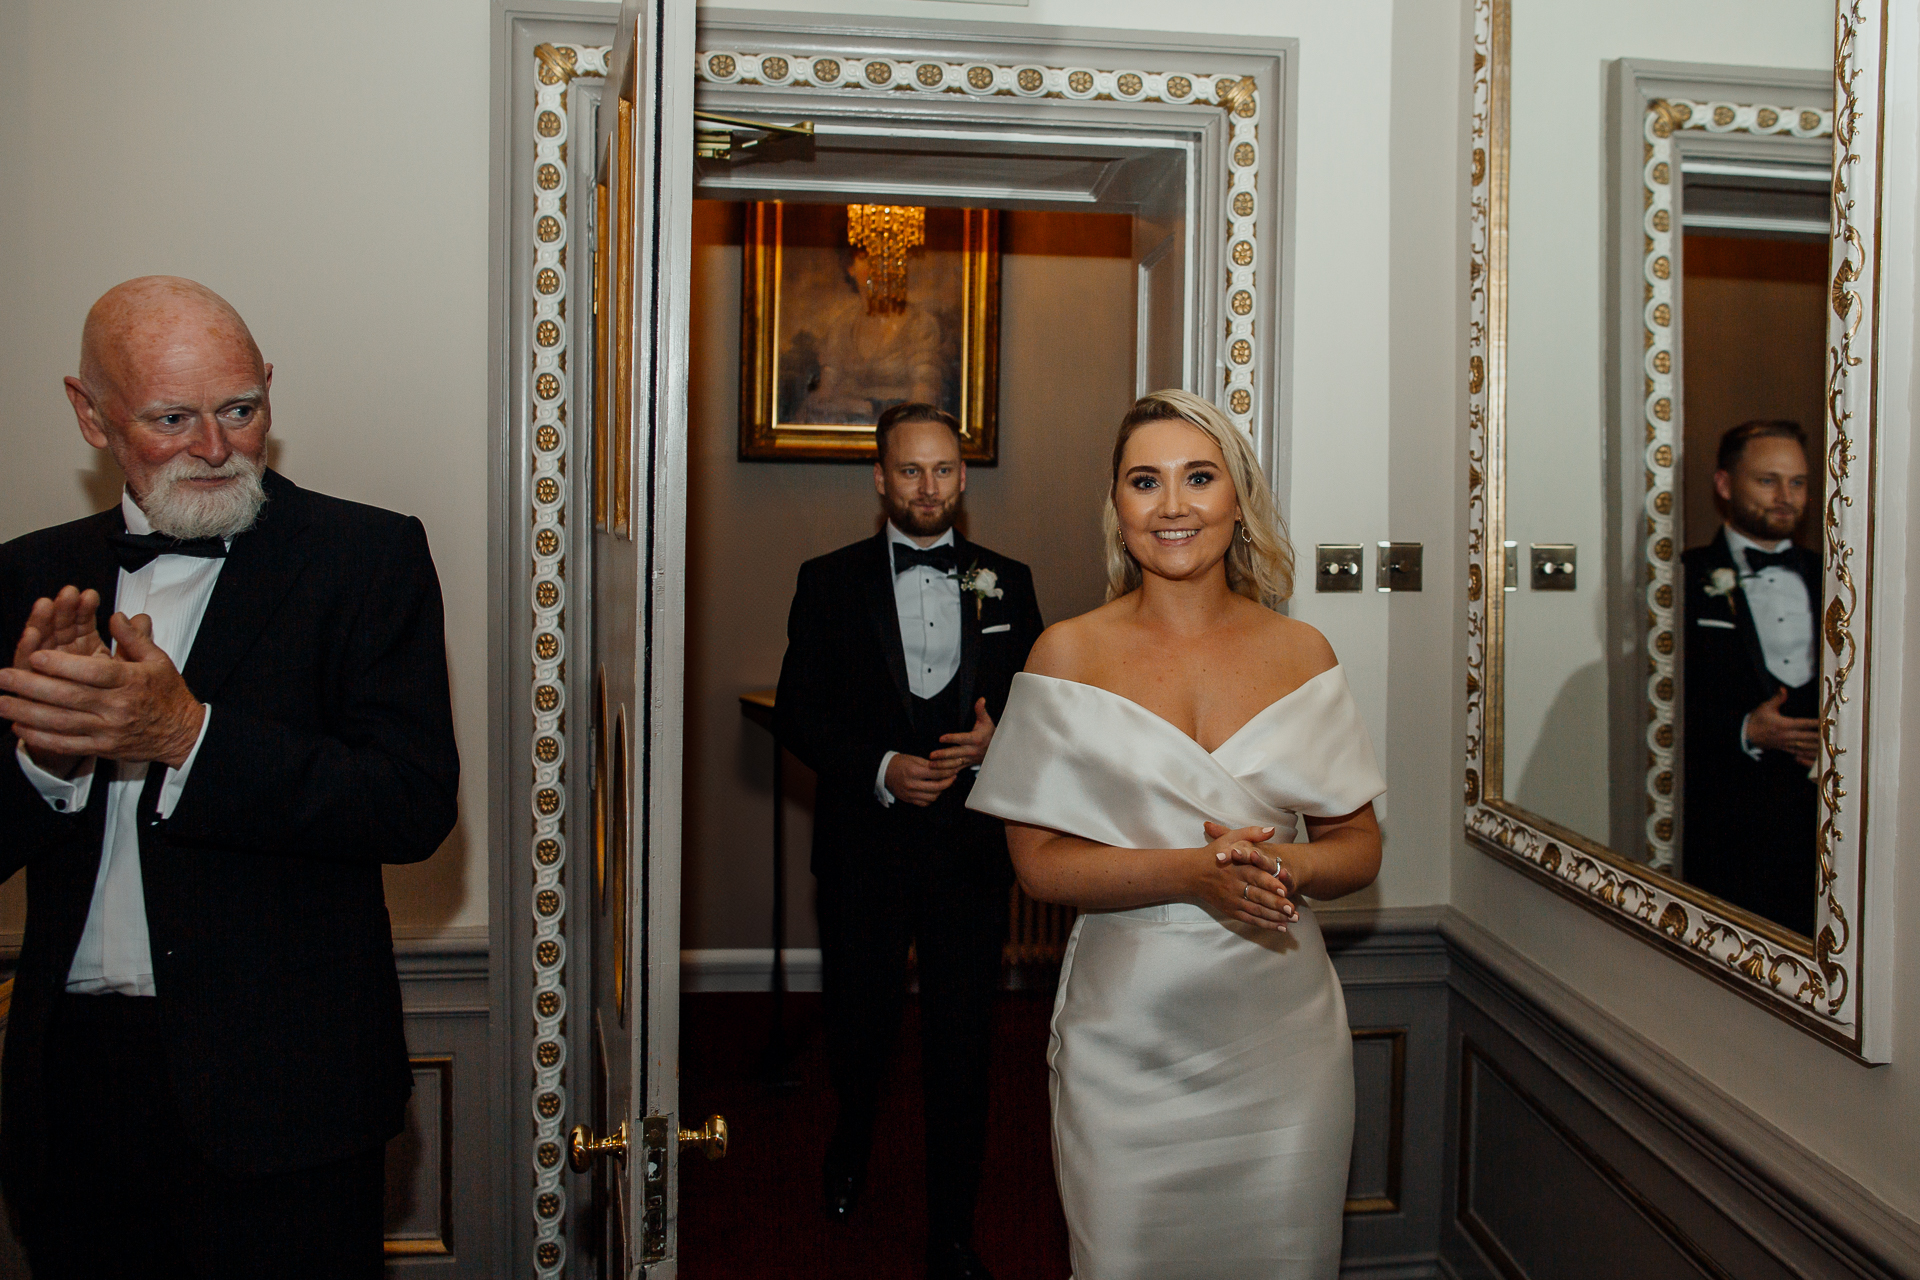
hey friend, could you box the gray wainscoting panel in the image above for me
[1439,916,1914,1280]
[387,1056,455,1256]
[1319,909,1920,1280]
[1454,1039,1731,1280]
[1348,1028,1407,1214]
[388,938,492,1279]
[1327,909,1453,1279]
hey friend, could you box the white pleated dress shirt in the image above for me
[1723,526,1815,687]
[16,492,220,996]
[1723,525,1815,762]
[873,523,961,807]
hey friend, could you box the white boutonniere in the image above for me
[955,563,1003,618]
[1703,567,1740,599]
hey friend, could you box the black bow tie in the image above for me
[892,543,957,576]
[107,531,229,572]
[1743,547,1800,575]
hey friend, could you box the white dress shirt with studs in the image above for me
[1723,524,1815,761]
[15,491,220,996]
[873,523,961,807]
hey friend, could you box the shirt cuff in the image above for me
[157,705,212,819]
[15,741,94,813]
[874,750,898,808]
[1738,713,1763,761]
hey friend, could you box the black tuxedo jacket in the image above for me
[1680,530,1819,933]
[773,531,1043,879]
[0,470,459,1194]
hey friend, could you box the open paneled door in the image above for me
[573,1,709,1275]
[1131,165,1191,397]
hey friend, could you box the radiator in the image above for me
[1005,886,1076,967]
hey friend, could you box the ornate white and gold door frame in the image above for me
[496,15,615,1279]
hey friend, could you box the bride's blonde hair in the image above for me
[1102,389,1296,607]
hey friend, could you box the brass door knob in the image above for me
[568,1120,630,1173]
[679,1114,728,1161]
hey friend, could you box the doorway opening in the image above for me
[678,199,1138,1275]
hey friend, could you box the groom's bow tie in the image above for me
[108,531,229,572]
[1743,547,1800,575]
[892,544,957,576]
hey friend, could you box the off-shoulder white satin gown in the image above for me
[967,666,1386,1279]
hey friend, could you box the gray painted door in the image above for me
[586,1,697,1275]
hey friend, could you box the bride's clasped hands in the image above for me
[1206,805,1386,931]
[1198,821,1299,931]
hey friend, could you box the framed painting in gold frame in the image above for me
[738,201,1000,462]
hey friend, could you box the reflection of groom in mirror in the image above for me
[774,403,1042,1280]
[1681,420,1820,936]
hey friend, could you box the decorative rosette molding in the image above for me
[526,40,609,1280]
[1638,98,1834,874]
[694,50,1267,435]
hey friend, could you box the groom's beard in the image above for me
[883,489,960,540]
[137,451,268,540]
[1728,490,1804,544]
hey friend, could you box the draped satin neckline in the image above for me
[1019,665,1343,760]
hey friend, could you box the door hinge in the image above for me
[640,1114,670,1264]
[693,110,814,163]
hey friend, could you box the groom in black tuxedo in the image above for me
[775,403,1043,1280]
[0,277,458,1278]
[1681,420,1820,937]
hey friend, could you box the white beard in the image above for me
[138,452,268,540]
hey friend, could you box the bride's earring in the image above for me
[1239,522,1252,545]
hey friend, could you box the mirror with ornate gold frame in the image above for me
[1463,0,1896,1057]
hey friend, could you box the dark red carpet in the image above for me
[677,991,1071,1279]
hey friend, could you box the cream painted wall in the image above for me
[1499,0,1829,839]
[0,0,494,933]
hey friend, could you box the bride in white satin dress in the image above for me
[967,389,1384,1279]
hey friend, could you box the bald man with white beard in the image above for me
[0,278,459,1278]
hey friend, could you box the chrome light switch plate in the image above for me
[1315,544,1364,592]
[1531,543,1577,590]
[1376,542,1423,592]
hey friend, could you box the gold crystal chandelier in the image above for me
[846,204,926,315]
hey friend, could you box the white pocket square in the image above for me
[1697,618,1736,630]
[981,624,1011,634]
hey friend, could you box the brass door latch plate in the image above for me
[642,1115,669,1263]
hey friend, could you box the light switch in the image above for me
[1531,543,1577,590]
[1376,542,1423,592]
[1315,544,1364,592]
